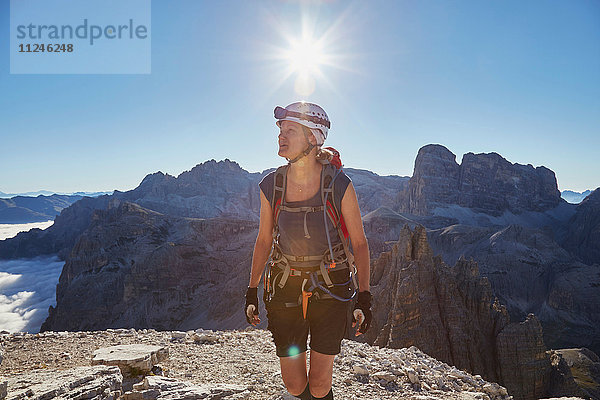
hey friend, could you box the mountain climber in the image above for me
[245,101,372,400]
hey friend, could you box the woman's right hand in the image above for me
[245,286,260,326]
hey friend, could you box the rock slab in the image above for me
[92,344,168,376]
[4,365,122,400]
[124,375,249,400]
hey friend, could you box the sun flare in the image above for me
[257,3,363,99]
[285,38,325,76]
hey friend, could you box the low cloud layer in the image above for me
[0,220,54,240]
[0,256,64,333]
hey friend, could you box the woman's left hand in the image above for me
[352,290,372,336]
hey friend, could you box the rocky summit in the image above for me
[397,144,562,216]
[0,328,530,400]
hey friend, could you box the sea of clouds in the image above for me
[0,220,54,241]
[0,221,62,333]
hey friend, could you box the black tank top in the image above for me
[259,167,351,257]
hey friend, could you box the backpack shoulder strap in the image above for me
[321,164,350,240]
[271,165,288,225]
[321,163,336,209]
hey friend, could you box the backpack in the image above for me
[263,149,357,317]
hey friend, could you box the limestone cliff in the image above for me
[365,224,565,400]
[426,223,600,355]
[397,144,562,216]
[41,199,258,332]
[115,159,263,221]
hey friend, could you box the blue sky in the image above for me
[0,0,598,193]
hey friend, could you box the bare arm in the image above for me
[249,190,274,288]
[341,182,370,292]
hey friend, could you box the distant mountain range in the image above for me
[561,189,593,204]
[0,186,589,223]
[0,192,114,224]
[0,190,113,199]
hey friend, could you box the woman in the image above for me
[245,101,372,400]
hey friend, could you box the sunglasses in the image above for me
[274,106,330,129]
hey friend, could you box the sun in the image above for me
[256,3,364,99]
[285,37,325,76]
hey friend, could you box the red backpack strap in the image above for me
[325,199,349,241]
[322,163,350,242]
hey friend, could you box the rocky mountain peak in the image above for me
[138,171,175,188]
[393,224,433,262]
[180,159,246,178]
[416,144,458,165]
[399,145,562,216]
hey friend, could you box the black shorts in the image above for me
[265,270,353,358]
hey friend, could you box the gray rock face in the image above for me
[364,224,584,400]
[4,365,122,400]
[397,144,562,216]
[116,159,263,221]
[496,315,552,399]
[546,350,594,399]
[362,206,419,258]
[344,168,409,215]
[41,200,259,332]
[427,223,600,355]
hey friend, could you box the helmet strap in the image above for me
[288,143,315,164]
[287,126,315,164]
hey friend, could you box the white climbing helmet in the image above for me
[274,101,330,145]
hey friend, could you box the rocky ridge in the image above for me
[0,148,597,398]
[0,160,405,261]
[1,328,522,400]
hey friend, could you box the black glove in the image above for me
[245,287,259,325]
[352,291,372,336]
